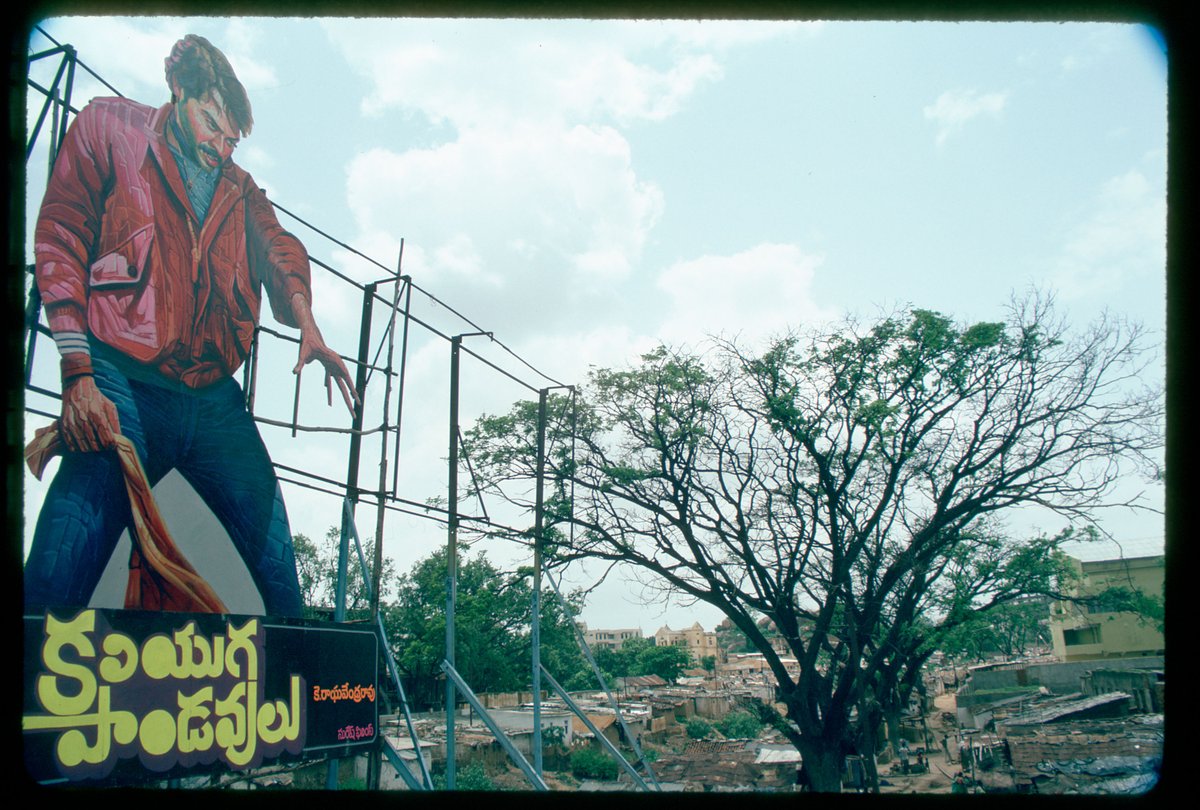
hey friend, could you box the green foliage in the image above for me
[700,655,717,672]
[685,718,713,739]
[570,747,619,780]
[292,526,394,617]
[594,636,651,679]
[595,637,691,683]
[382,547,590,708]
[461,297,1163,794]
[1086,585,1165,633]
[716,709,763,739]
[433,761,494,791]
[635,644,692,682]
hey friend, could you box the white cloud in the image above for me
[923,88,1008,146]
[1051,169,1166,299]
[237,143,275,173]
[321,18,792,130]
[550,51,723,124]
[513,325,660,387]
[215,21,278,93]
[656,243,837,348]
[343,122,662,337]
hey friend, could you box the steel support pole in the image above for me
[445,335,461,790]
[540,666,653,791]
[391,274,412,495]
[367,265,403,791]
[327,281,375,791]
[26,52,68,161]
[532,388,548,777]
[441,662,549,791]
[544,568,661,789]
[337,281,375,618]
[444,331,489,790]
[379,736,425,791]
[56,47,76,149]
[372,266,403,615]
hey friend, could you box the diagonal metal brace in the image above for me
[341,497,433,789]
[539,666,658,791]
[544,569,661,788]
[379,735,427,791]
[439,660,548,791]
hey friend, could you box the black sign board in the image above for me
[22,609,378,785]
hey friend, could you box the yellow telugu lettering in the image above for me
[215,680,258,767]
[99,631,138,683]
[23,685,137,768]
[257,675,301,746]
[24,614,296,775]
[224,619,259,680]
[36,611,98,716]
[177,686,215,754]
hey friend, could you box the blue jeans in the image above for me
[24,357,303,617]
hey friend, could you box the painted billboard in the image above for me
[22,608,378,784]
[23,33,357,619]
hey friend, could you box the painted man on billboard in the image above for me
[23,34,356,617]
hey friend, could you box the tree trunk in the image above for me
[795,741,844,793]
[857,701,883,793]
[884,705,904,754]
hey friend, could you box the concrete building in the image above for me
[654,622,722,664]
[718,652,800,681]
[578,622,644,651]
[1049,553,1164,662]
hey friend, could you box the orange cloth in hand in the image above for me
[25,422,228,613]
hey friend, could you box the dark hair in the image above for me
[164,34,253,136]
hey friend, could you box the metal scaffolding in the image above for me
[20,28,660,792]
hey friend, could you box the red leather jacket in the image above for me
[36,97,311,389]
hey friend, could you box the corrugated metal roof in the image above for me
[754,745,801,764]
[1002,692,1132,726]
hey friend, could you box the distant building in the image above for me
[578,622,644,651]
[718,652,800,681]
[1049,553,1164,662]
[654,622,722,664]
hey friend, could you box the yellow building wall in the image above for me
[1050,555,1164,662]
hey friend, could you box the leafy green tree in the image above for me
[1085,585,1165,634]
[633,643,692,682]
[700,655,717,674]
[570,747,619,780]
[685,718,713,740]
[594,636,652,681]
[594,637,691,683]
[938,597,1051,661]
[433,761,494,791]
[716,709,763,739]
[383,547,590,708]
[463,299,1162,792]
[292,526,394,618]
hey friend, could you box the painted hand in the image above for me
[294,327,359,417]
[60,375,121,452]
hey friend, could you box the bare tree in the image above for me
[465,296,1162,792]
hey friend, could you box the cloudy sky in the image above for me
[22,16,1167,630]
